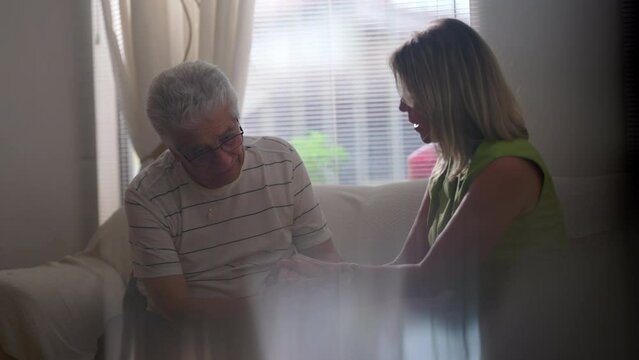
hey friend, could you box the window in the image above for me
[242,0,470,184]
[92,0,470,222]
[91,0,139,223]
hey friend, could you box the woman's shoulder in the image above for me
[474,138,539,158]
[469,138,547,178]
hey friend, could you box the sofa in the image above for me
[0,176,630,359]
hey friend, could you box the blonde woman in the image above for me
[275,18,571,359]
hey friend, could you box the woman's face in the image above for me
[399,98,432,143]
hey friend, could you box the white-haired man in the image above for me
[124,60,341,358]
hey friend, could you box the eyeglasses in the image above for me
[181,126,244,163]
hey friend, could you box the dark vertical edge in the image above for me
[621,0,638,357]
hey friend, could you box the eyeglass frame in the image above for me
[179,122,244,163]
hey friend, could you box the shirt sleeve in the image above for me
[124,188,183,278]
[288,145,333,250]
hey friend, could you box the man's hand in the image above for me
[265,266,302,286]
[142,275,251,326]
[298,239,342,262]
[270,254,348,283]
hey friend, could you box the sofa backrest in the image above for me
[81,180,428,281]
[313,180,427,264]
[82,174,627,282]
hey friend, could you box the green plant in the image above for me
[290,131,348,183]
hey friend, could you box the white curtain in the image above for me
[101,0,255,166]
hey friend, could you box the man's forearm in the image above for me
[300,239,342,262]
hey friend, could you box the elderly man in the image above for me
[123,60,340,358]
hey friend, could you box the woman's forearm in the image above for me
[347,262,450,300]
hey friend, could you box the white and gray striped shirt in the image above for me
[124,136,332,299]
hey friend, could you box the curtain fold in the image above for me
[100,0,255,167]
[199,0,255,111]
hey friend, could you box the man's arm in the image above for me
[299,238,342,262]
[286,139,343,263]
[125,187,253,326]
[142,275,252,326]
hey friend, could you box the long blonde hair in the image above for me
[390,18,527,178]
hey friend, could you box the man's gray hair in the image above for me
[146,60,239,137]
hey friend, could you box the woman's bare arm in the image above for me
[389,190,431,265]
[353,156,543,298]
[280,157,543,300]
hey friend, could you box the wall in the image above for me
[473,0,624,177]
[0,0,96,269]
[473,0,628,241]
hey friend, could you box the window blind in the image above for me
[242,0,470,184]
[92,0,120,223]
[92,0,138,223]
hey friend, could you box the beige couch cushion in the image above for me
[0,255,124,359]
[314,180,427,264]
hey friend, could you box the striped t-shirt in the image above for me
[124,136,332,300]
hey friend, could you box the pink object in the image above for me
[407,144,438,179]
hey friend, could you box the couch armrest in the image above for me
[0,255,125,360]
[82,207,132,284]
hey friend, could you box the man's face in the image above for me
[168,106,245,189]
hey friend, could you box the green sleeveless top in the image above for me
[426,139,570,358]
[426,139,568,267]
